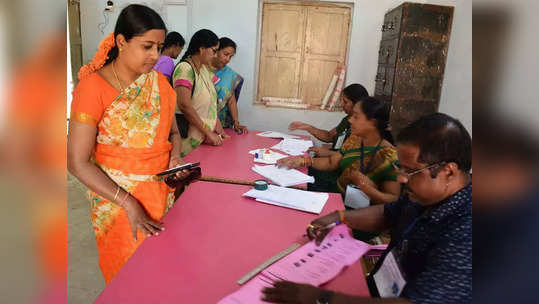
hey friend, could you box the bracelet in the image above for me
[339,210,346,224]
[300,157,305,167]
[113,186,120,202]
[170,155,182,160]
[119,191,130,208]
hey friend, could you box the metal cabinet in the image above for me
[374,2,454,137]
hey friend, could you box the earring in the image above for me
[119,48,123,52]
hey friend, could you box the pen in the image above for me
[303,221,340,237]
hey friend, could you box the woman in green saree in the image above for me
[277,97,401,204]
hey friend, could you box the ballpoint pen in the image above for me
[304,221,341,237]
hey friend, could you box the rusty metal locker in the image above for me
[374,2,454,137]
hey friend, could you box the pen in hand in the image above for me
[303,221,340,237]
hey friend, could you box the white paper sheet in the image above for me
[256,131,300,139]
[272,138,313,156]
[252,165,314,187]
[243,185,328,214]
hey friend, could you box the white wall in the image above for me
[80,0,189,64]
[79,0,471,134]
[190,0,471,134]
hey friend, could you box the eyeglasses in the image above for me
[392,161,446,179]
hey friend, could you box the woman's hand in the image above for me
[262,281,322,303]
[307,146,332,157]
[307,211,340,245]
[288,121,311,131]
[204,132,223,146]
[123,196,164,242]
[276,156,304,169]
[233,122,248,134]
[349,170,377,190]
[169,155,190,180]
[219,132,231,140]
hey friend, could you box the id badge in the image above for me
[344,185,370,209]
[373,249,407,298]
[334,132,346,149]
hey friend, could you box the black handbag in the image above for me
[174,60,197,139]
[176,113,190,138]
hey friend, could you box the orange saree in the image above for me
[70,70,176,283]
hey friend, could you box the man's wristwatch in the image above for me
[316,290,334,304]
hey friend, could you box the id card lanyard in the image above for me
[372,215,423,298]
[360,139,383,174]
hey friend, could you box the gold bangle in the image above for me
[119,191,130,208]
[113,186,120,202]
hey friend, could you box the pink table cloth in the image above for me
[183,129,308,182]
[94,182,368,303]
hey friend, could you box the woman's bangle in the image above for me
[113,186,120,202]
[170,155,182,160]
[119,191,130,208]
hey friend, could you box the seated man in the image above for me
[289,84,368,192]
[263,113,472,304]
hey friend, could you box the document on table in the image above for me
[243,185,328,214]
[248,149,288,165]
[256,131,300,139]
[272,138,314,156]
[217,225,376,304]
[252,165,314,187]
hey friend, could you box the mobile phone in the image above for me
[156,162,200,177]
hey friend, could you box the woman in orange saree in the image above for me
[67,5,188,284]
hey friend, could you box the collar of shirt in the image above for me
[420,183,472,226]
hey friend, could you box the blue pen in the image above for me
[304,221,341,237]
[323,221,341,229]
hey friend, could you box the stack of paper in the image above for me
[248,149,288,165]
[218,225,376,304]
[256,131,300,139]
[252,165,314,187]
[272,138,313,156]
[243,185,328,214]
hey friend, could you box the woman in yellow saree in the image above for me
[173,29,228,156]
[67,5,188,284]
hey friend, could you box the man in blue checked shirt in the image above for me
[262,113,472,304]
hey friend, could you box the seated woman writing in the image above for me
[277,97,400,205]
[210,37,248,134]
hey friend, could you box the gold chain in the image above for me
[111,61,125,92]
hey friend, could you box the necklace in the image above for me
[112,61,125,92]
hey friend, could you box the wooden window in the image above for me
[257,1,352,110]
